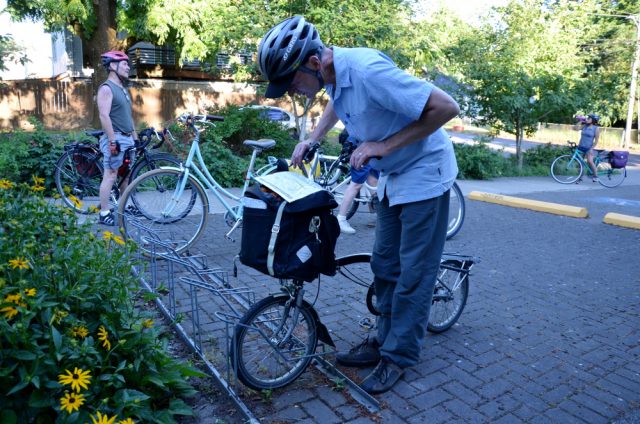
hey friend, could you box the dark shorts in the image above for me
[577,146,591,154]
[351,164,379,184]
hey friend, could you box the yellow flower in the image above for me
[89,205,100,213]
[1,306,18,319]
[118,418,136,424]
[97,325,111,350]
[30,185,45,192]
[60,391,85,414]
[8,257,29,270]
[112,236,126,246]
[63,185,72,194]
[25,288,37,297]
[53,309,69,324]
[58,367,91,393]
[90,411,117,424]
[141,319,154,329]
[0,179,14,189]
[102,231,114,241]
[71,325,89,339]
[5,293,22,304]
[32,175,45,185]
[68,195,82,209]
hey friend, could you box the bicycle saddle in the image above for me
[85,130,104,138]
[243,139,276,150]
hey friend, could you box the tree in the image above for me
[454,0,592,168]
[0,33,27,73]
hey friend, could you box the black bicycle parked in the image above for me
[54,127,180,214]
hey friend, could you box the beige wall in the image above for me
[0,79,317,131]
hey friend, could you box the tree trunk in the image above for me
[515,121,524,170]
[624,16,639,149]
[87,0,119,128]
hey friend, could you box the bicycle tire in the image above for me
[54,149,103,214]
[551,154,583,184]
[596,161,626,188]
[129,152,182,181]
[446,182,465,240]
[364,257,469,333]
[231,295,318,390]
[316,156,348,188]
[117,168,209,255]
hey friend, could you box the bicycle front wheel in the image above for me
[118,168,209,255]
[54,149,103,214]
[129,152,182,181]
[446,182,465,240]
[596,162,626,188]
[551,154,583,184]
[231,295,318,390]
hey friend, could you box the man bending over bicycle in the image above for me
[574,113,601,183]
[258,16,459,394]
[96,50,138,226]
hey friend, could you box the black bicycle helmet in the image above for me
[587,113,600,123]
[258,16,323,98]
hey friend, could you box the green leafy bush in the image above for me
[0,180,203,423]
[454,142,508,180]
[0,117,67,191]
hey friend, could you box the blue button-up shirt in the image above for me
[325,47,458,206]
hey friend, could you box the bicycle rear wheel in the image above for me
[446,182,465,240]
[118,168,209,255]
[427,259,469,333]
[364,257,469,333]
[551,154,583,184]
[54,149,103,214]
[596,161,626,188]
[231,295,318,390]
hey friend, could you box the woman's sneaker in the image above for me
[337,215,356,234]
[98,210,115,226]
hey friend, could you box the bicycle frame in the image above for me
[163,120,271,237]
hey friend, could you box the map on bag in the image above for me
[254,171,323,203]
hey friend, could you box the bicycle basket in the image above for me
[609,151,629,169]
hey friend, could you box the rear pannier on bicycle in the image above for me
[239,172,340,282]
[609,151,629,169]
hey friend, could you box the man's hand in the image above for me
[350,141,386,170]
[109,141,119,155]
[290,140,313,168]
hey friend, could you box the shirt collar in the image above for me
[327,47,351,101]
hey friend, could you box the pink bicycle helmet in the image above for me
[101,51,129,69]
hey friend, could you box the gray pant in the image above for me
[370,190,450,368]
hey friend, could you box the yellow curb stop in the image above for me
[468,191,589,218]
[603,213,640,230]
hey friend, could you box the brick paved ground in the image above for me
[135,181,639,423]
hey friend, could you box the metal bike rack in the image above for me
[123,218,381,420]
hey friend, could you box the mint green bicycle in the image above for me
[550,141,626,188]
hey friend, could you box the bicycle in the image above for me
[550,141,627,187]
[230,252,474,390]
[283,141,466,239]
[54,127,181,213]
[116,114,278,255]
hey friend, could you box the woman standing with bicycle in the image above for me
[574,113,601,183]
[96,51,138,226]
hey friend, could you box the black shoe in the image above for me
[125,204,143,217]
[336,337,381,367]
[99,211,115,226]
[360,357,404,394]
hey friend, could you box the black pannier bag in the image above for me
[239,183,339,282]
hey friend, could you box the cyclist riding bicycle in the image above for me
[336,129,379,234]
[573,113,601,183]
[96,50,138,225]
